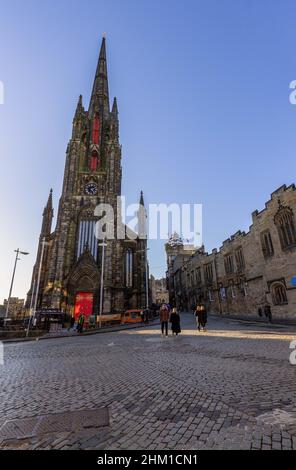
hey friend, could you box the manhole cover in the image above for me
[0,408,109,442]
[35,413,75,435]
[256,409,296,428]
[0,417,39,440]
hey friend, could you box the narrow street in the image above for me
[0,313,295,450]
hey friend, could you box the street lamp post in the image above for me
[26,278,36,337]
[99,238,107,328]
[145,248,149,310]
[5,248,29,324]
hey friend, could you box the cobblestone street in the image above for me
[0,313,296,450]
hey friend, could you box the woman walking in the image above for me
[170,308,181,336]
[195,303,207,332]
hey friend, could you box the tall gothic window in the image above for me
[195,267,201,285]
[125,249,133,287]
[271,283,288,305]
[261,230,274,258]
[235,247,245,272]
[239,281,248,296]
[204,263,213,284]
[230,283,236,299]
[92,114,100,145]
[208,289,214,302]
[224,254,234,275]
[90,150,99,171]
[77,220,98,260]
[274,206,296,250]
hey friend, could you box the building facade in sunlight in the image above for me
[26,38,147,318]
[167,185,296,320]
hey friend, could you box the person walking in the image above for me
[264,304,272,324]
[195,302,208,332]
[144,308,150,324]
[68,315,75,332]
[140,310,145,323]
[160,304,169,337]
[170,307,181,336]
[77,314,85,333]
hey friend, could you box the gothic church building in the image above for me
[26,38,147,319]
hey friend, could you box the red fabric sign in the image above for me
[74,292,94,324]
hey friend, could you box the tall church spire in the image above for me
[112,97,118,117]
[138,191,147,240]
[139,190,145,207]
[74,95,83,119]
[89,37,110,118]
[41,189,53,236]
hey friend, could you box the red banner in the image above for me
[74,292,94,324]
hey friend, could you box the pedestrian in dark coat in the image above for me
[68,315,75,332]
[195,303,208,331]
[77,314,85,333]
[160,304,169,337]
[170,308,181,335]
[264,304,272,323]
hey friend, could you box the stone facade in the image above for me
[26,38,147,316]
[167,185,296,321]
[165,232,197,307]
[150,276,169,305]
[3,298,25,319]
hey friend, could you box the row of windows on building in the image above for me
[201,282,248,304]
[185,207,296,286]
[204,281,287,306]
[186,268,288,307]
[186,247,245,288]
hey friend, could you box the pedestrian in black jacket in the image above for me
[170,308,181,336]
[195,303,208,332]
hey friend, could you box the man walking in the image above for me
[160,304,169,337]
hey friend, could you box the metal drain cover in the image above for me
[256,409,296,428]
[0,417,39,440]
[0,408,109,442]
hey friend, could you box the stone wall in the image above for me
[168,184,296,321]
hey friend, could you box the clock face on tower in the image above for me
[84,183,98,195]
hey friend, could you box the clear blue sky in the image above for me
[0,0,296,303]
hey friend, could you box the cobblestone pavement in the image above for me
[0,313,296,450]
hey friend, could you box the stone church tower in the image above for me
[27,38,148,318]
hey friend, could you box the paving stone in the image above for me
[1,314,296,450]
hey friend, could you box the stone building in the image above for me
[3,298,25,319]
[165,232,197,307]
[26,38,147,320]
[150,276,169,305]
[167,185,296,321]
